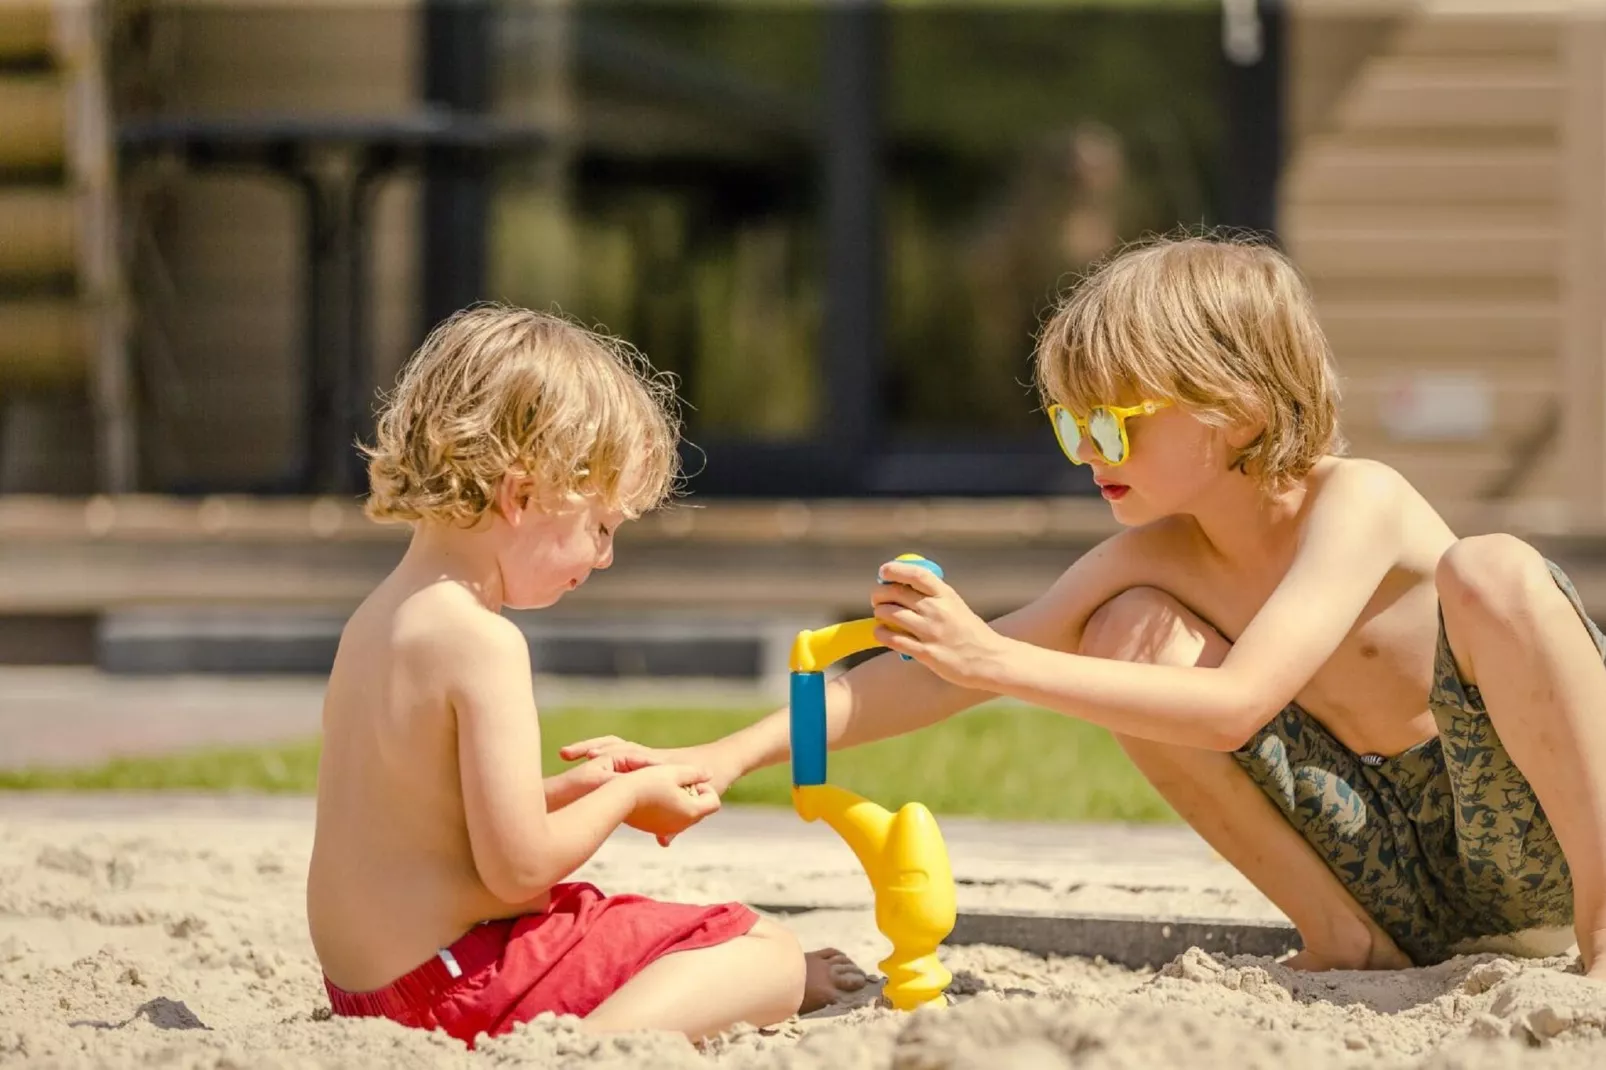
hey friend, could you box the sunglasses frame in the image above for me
[1047,399,1171,467]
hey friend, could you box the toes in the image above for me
[832,964,868,991]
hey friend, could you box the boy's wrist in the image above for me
[970,633,1024,693]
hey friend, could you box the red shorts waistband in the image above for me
[324,921,508,1019]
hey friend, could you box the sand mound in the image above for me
[2,811,1605,1069]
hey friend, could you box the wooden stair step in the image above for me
[1317,298,1559,361]
[1340,375,1552,441]
[0,187,75,281]
[0,76,65,172]
[1338,57,1561,133]
[1283,143,1556,206]
[1289,224,1558,282]
[0,299,90,387]
[0,5,52,64]
[1390,16,1559,58]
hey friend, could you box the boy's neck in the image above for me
[398,520,506,612]
[1185,466,1311,569]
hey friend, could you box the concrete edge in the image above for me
[946,910,1301,969]
[753,902,1301,970]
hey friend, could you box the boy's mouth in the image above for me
[1096,481,1129,502]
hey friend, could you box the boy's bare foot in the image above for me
[1284,917,1412,972]
[800,947,868,1013]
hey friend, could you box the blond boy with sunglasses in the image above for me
[566,236,1606,977]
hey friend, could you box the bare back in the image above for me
[307,579,542,991]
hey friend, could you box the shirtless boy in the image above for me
[307,306,863,1047]
[567,236,1606,978]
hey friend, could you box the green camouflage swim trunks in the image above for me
[1233,559,1598,965]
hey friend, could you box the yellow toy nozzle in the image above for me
[793,783,955,1011]
[789,618,881,673]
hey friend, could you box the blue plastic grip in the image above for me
[878,555,945,661]
[790,670,828,786]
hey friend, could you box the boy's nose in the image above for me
[596,544,615,570]
[1075,435,1100,465]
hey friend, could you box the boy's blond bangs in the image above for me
[1034,233,1345,489]
[364,305,682,527]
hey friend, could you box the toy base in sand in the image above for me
[3,794,1605,1069]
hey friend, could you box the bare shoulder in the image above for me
[392,584,529,678]
[1310,456,1411,503]
[1306,457,1447,534]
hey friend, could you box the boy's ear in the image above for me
[1224,409,1265,452]
[494,471,533,522]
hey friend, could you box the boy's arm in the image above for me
[444,616,649,903]
[542,762,613,811]
[564,529,1160,787]
[882,462,1406,750]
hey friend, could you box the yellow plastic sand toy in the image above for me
[788,553,956,1011]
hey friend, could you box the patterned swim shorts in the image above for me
[1233,560,1599,965]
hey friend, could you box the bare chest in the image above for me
[1165,563,1443,754]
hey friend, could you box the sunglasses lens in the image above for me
[1052,408,1084,461]
[1089,408,1126,464]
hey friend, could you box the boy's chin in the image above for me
[504,587,567,611]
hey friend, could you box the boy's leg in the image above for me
[1082,587,1411,970]
[1436,534,1606,978]
[582,920,863,1039]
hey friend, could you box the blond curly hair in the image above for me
[1035,232,1345,490]
[363,304,681,526]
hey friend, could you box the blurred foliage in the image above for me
[486,1,1225,441]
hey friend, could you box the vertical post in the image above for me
[1561,14,1606,529]
[421,0,493,333]
[821,0,884,492]
[1222,0,1284,241]
[58,0,137,491]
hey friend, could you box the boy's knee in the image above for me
[1081,587,1226,667]
[1436,535,1553,622]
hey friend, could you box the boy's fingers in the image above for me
[670,765,713,786]
[878,561,945,597]
[874,625,920,657]
[558,736,622,759]
[870,586,920,611]
[873,604,926,635]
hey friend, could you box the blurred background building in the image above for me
[1,0,1602,689]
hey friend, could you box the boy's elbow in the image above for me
[473,844,556,905]
[1206,691,1278,753]
[1207,720,1259,754]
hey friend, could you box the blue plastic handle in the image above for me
[790,670,827,787]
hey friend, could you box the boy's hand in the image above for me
[544,755,623,810]
[871,558,1008,689]
[559,739,742,796]
[621,764,722,846]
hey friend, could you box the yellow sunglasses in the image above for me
[1047,400,1171,467]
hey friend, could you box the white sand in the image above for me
[2,799,1605,1069]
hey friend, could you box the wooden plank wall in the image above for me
[1281,2,1595,527]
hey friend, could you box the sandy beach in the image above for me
[2,794,1605,1069]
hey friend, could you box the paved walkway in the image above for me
[0,667,771,770]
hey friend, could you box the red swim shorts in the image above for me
[324,882,759,1047]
